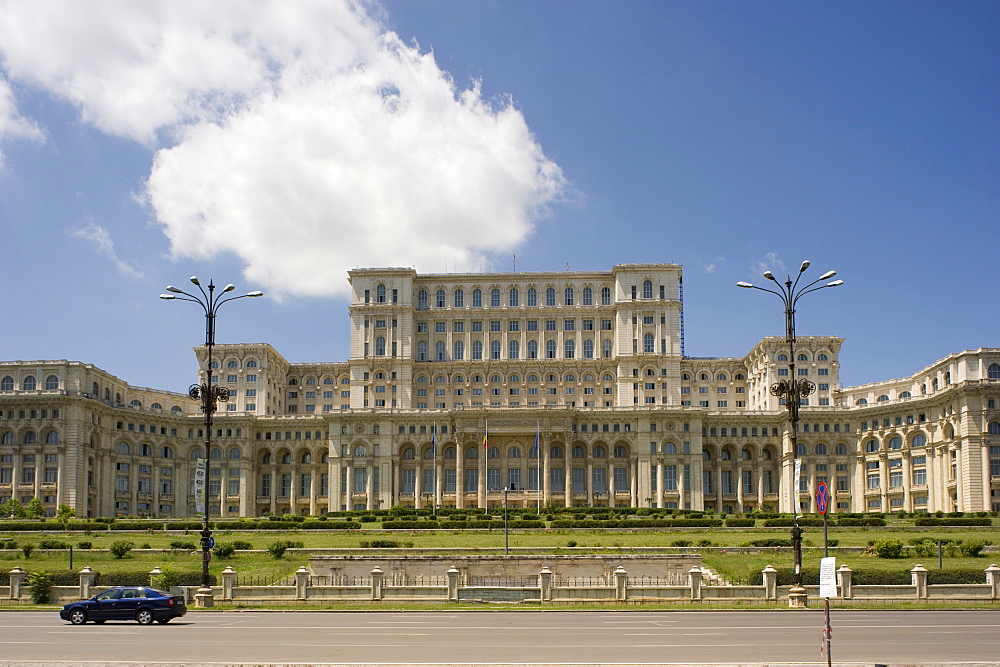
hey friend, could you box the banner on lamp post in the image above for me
[194,458,207,518]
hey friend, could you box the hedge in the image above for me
[836,517,886,526]
[724,519,756,527]
[914,518,992,527]
[549,519,723,529]
[748,567,992,587]
[762,518,825,527]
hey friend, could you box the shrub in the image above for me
[671,539,693,547]
[21,544,34,559]
[742,538,791,548]
[565,540,578,547]
[959,539,990,558]
[266,540,302,559]
[109,540,134,559]
[230,540,253,551]
[38,539,70,550]
[369,539,402,548]
[870,539,905,559]
[696,539,713,547]
[150,566,181,591]
[213,542,237,559]
[76,541,92,550]
[725,518,756,527]
[170,540,197,551]
[26,570,54,604]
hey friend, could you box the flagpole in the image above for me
[484,420,489,514]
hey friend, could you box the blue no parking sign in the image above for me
[816,481,829,515]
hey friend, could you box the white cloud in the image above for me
[751,251,785,278]
[72,223,144,279]
[0,0,566,297]
[0,77,44,166]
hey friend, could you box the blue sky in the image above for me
[0,1,996,394]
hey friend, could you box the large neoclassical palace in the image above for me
[2,264,999,519]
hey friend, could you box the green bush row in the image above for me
[749,567,992,586]
[549,519,723,528]
[914,517,992,526]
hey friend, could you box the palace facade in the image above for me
[2,264,999,518]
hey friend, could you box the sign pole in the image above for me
[819,556,836,667]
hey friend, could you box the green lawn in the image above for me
[2,525,997,585]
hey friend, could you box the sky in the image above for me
[0,0,996,394]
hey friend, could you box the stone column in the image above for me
[295,566,309,600]
[586,460,593,506]
[911,564,928,599]
[447,566,459,601]
[837,565,853,599]
[414,461,423,509]
[542,436,551,507]
[9,567,25,599]
[607,462,615,508]
[79,566,97,599]
[365,464,374,511]
[371,566,384,600]
[762,565,777,600]
[539,566,552,602]
[269,463,278,515]
[478,444,487,509]
[630,457,638,508]
[655,460,664,509]
[688,566,703,601]
[455,446,465,509]
[676,463,685,511]
[562,442,571,508]
[221,566,237,600]
[614,566,628,601]
[344,464,353,512]
[985,564,1000,600]
[309,467,319,516]
[735,461,744,513]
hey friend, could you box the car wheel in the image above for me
[156,618,170,624]
[68,608,88,625]
[136,608,154,625]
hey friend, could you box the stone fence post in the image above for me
[614,566,628,601]
[985,564,1000,600]
[221,566,237,601]
[149,567,162,588]
[539,566,552,602]
[79,566,96,599]
[295,566,309,600]
[762,565,777,600]
[911,564,928,599]
[371,567,384,601]
[688,566,703,601]
[837,565,853,599]
[9,567,25,599]
[447,566,459,601]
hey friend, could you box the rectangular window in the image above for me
[464,469,478,493]
[545,320,556,331]
[564,319,575,331]
[471,321,483,332]
[550,467,565,493]
[527,320,538,331]
[491,320,501,332]
[509,320,520,332]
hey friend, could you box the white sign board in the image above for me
[819,556,837,598]
[194,458,207,517]
[792,458,801,517]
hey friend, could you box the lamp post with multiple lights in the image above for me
[161,277,262,606]
[737,261,842,606]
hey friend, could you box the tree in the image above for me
[55,503,76,527]
[25,497,46,519]
[0,498,26,519]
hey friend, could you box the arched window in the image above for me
[601,286,611,305]
[129,399,142,408]
[210,447,222,460]
[762,448,773,460]
[888,437,902,450]
[45,431,59,444]
[815,443,827,455]
[140,443,152,456]
[527,287,537,306]
[472,341,483,359]
[795,443,806,456]
[376,284,386,303]
[583,339,594,358]
[353,445,368,457]
[22,376,36,391]
[582,287,593,305]
[508,446,521,458]
[572,445,585,458]
[643,280,653,299]
[262,452,272,464]
[742,447,753,460]
[246,360,258,368]
[564,287,574,305]
[227,360,239,368]
[509,340,519,359]
[472,288,482,307]
[436,341,447,361]
[454,341,464,360]
[546,340,557,359]
[417,289,428,310]
[527,340,538,359]
[614,445,627,458]
[454,289,464,307]
[436,289,446,308]
[911,433,927,448]
[663,442,677,454]
[422,448,434,459]
[988,422,1000,436]
[835,443,848,455]
[720,448,731,460]
[550,445,564,458]
[45,375,59,390]
[0,376,13,391]
[444,447,456,459]
[877,395,889,402]
[150,403,162,410]
[866,440,879,453]
[401,447,415,459]
[546,287,556,306]
[190,447,203,460]
[717,373,727,381]
[564,339,575,359]
[900,391,911,398]
[593,446,606,458]
[117,442,130,455]
[777,354,788,362]
[281,452,291,464]
[989,363,1000,379]
[465,447,478,459]
[229,447,241,459]
[490,340,501,359]
[321,452,329,463]
[491,288,501,307]
[161,446,174,459]
[856,398,868,405]
[509,288,519,307]
[643,333,654,353]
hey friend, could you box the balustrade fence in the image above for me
[5,563,999,607]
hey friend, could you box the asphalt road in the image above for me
[1,609,999,666]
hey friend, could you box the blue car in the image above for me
[60,586,187,625]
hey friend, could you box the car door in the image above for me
[111,588,141,619]
[89,588,122,621]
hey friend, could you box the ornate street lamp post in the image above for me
[161,277,262,606]
[738,261,842,605]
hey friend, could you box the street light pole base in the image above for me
[194,587,215,608]
[787,585,808,608]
